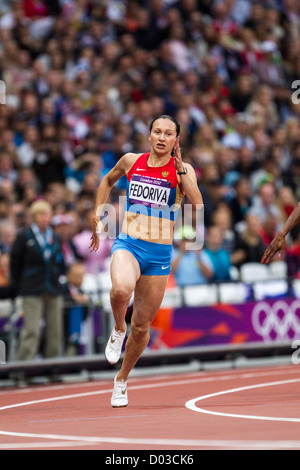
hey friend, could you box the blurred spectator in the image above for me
[245,84,279,131]
[16,125,40,168]
[0,151,19,184]
[230,72,255,112]
[259,212,279,248]
[51,213,81,271]
[0,219,17,254]
[172,226,214,286]
[198,163,226,226]
[282,151,300,201]
[10,200,64,360]
[204,224,231,282]
[229,176,253,227]
[210,204,237,254]
[64,261,89,356]
[249,181,283,227]
[231,213,266,268]
[276,186,297,223]
[256,40,285,90]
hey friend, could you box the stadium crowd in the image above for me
[1,0,300,359]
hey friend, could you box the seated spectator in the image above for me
[231,213,266,269]
[282,153,300,202]
[259,213,278,248]
[246,84,279,132]
[249,181,283,228]
[255,41,285,92]
[0,219,17,254]
[230,72,254,113]
[210,204,237,254]
[204,225,231,282]
[229,176,253,227]
[171,226,214,286]
[0,151,18,184]
[198,163,225,226]
[276,186,297,224]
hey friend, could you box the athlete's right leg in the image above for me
[105,249,141,365]
[110,249,141,332]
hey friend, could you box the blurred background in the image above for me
[0,0,300,384]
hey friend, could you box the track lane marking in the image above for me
[185,378,300,422]
[1,431,300,449]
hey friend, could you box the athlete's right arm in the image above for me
[89,153,138,252]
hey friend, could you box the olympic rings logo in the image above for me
[252,300,300,342]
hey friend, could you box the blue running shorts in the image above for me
[111,233,172,276]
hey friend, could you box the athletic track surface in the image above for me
[0,363,299,450]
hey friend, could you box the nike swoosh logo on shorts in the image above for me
[162,266,170,270]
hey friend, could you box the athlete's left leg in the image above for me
[116,274,169,382]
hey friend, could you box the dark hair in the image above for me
[149,114,180,136]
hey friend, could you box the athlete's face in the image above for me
[149,118,178,156]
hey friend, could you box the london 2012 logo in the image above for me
[0,340,6,364]
[251,300,300,342]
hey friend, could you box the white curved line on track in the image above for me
[185,378,300,423]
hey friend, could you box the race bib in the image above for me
[129,174,171,207]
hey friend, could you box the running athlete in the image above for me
[261,202,300,264]
[89,115,203,407]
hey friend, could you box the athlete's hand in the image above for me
[89,216,103,252]
[173,137,184,172]
[260,232,285,264]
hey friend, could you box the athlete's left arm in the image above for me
[179,163,203,208]
[174,138,203,208]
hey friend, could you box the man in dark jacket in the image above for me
[10,200,65,360]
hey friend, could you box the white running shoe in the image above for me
[105,327,126,364]
[111,376,128,407]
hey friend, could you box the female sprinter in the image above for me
[89,115,203,407]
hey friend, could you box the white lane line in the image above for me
[0,440,97,449]
[185,378,300,423]
[1,431,300,449]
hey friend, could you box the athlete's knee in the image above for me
[130,321,150,343]
[110,283,133,303]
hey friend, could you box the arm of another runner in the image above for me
[173,137,203,208]
[261,202,300,264]
[89,153,136,252]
